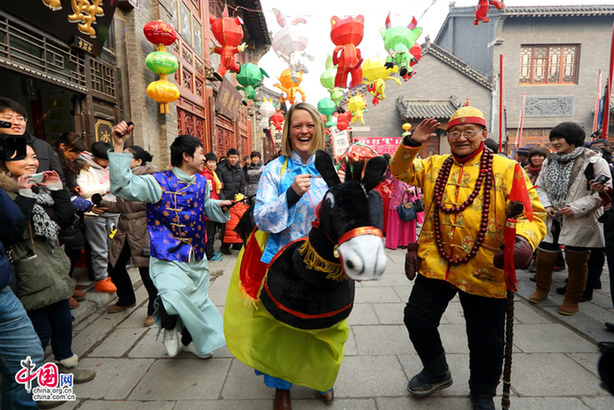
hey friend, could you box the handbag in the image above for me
[398,189,419,222]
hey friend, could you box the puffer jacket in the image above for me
[245,161,264,197]
[99,165,153,268]
[0,173,73,311]
[0,186,27,289]
[535,148,611,248]
[216,160,245,200]
[77,151,117,217]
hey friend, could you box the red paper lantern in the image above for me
[144,20,177,46]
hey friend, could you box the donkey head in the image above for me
[314,150,388,281]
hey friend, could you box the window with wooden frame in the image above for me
[519,45,579,85]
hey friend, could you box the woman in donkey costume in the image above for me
[224,103,387,410]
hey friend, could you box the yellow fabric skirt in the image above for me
[224,245,349,391]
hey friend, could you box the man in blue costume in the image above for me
[109,121,231,358]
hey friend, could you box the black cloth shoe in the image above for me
[407,369,453,397]
[470,393,495,410]
[597,341,614,353]
[556,285,566,295]
[605,322,614,333]
[220,247,232,255]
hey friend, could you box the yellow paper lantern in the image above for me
[147,80,180,114]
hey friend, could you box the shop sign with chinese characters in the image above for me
[215,78,243,122]
[1,1,119,56]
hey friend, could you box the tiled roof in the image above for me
[396,98,459,121]
[240,0,271,48]
[422,42,494,90]
[447,5,614,18]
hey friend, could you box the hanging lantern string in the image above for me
[213,0,443,22]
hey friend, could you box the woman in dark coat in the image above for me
[0,144,95,385]
[100,145,158,327]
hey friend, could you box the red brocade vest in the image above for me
[147,171,207,263]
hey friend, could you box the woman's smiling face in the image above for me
[5,145,38,177]
[288,109,315,161]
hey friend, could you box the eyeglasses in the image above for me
[447,130,479,140]
[0,115,27,123]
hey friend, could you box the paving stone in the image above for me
[344,326,358,356]
[353,324,411,356]
[220,359,273,400]
[354,286,403,304]
[580,396,614,409]
[371,302,405,325]
[116,307,152,329]
[347,303,379,325]
[174,399,272,410]
[76,400,175,409]
[513,324,595,353]
[511,353,605,396]
[334,355,407,397]
[513,300,554,324]
[497,397,591,409]
[568,352,602,378]
[127,327,167,358]
[376,396,474,410]
[392,285,412,302]
[89,327,148,357]
[129,358,232,400]
[72,358,155,400]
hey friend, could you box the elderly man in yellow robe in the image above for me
[390,106,546,410]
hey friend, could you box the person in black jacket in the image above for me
[215,148,245,254]
[0,185,45,409]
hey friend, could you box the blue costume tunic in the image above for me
[254,152,328,263]
[109,152,230,355]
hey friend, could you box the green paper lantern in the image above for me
[145,51,179,74]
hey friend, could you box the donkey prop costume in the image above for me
[224,150,388,391]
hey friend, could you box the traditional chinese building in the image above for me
[361,5,614,155]
[111,0,270,166]
[0,1,122,146]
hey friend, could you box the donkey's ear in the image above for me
[315,150,341,187]
[362,156,388,191]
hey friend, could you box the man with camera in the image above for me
[0,98,63,180]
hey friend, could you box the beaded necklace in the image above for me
[433,148,494,266]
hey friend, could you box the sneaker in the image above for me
[209,255,223,263]
[183,343,213,359]
[220,247,232,255]
[144,316,155,327]
[407,369,453,397]
[95,277,117,293]
[163,327,180,357]
[214,251,222,257]
[553,265,565,271]
[56,363,96,384]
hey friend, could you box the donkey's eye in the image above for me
[324,192,335,208]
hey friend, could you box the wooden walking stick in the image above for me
[501,164,534,409]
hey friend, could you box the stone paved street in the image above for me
[47,247,614,409]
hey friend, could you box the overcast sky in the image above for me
[256,0,613,105]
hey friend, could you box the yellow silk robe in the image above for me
[391,145,547,298]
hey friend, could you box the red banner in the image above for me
[353,137,403,155]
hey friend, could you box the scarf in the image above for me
[544,147,584,213]
[527,163,541,176]
[31,186,61,247]
[451,142,485,165]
